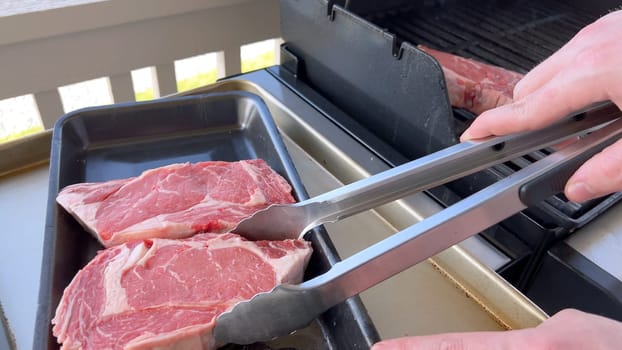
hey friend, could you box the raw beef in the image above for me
[57,160,295,247]
[52,232,313,350]
[418,45,524,115]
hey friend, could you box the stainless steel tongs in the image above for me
[214,102,622,345]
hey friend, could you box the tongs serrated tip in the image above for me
[214,283,321,345]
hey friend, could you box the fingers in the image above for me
[512,40,575,100]
[371,309,622,350]
[461,10,622,142]
[371,330,532,350]
[512,11,615,100]
[565,139,622,202]
[461,72,607,141]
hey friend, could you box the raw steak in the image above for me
[418,45,524,115]
[57,160,295,247]
[52,232,313,350]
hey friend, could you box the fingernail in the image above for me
[566,182,595,202]
[460,130,473,142]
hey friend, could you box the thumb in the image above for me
[565,138,622,202]
[371,330,532,350]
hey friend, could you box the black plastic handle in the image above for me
[519,143,605,207]
[519,102,621,206]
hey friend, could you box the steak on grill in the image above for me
[418,45,524,115]
[56,159,295,247]
[52,232,313,350]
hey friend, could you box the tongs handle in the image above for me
[518,140,598,207]
[296,102,619,232]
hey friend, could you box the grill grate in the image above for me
[368,0,600,73]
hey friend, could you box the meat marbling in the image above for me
[56,159,295,247]
[418,45,524,115]
[52,232,312,350]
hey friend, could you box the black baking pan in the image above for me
[34,91,379,349]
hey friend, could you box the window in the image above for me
[241,38,282,73]
[174,52,219,92]
[0,94,43,144]
[58,77,113,113]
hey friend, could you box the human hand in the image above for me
[460,10,622,203]
[371,309,622,350]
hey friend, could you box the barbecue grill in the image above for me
[272,0,622,318]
